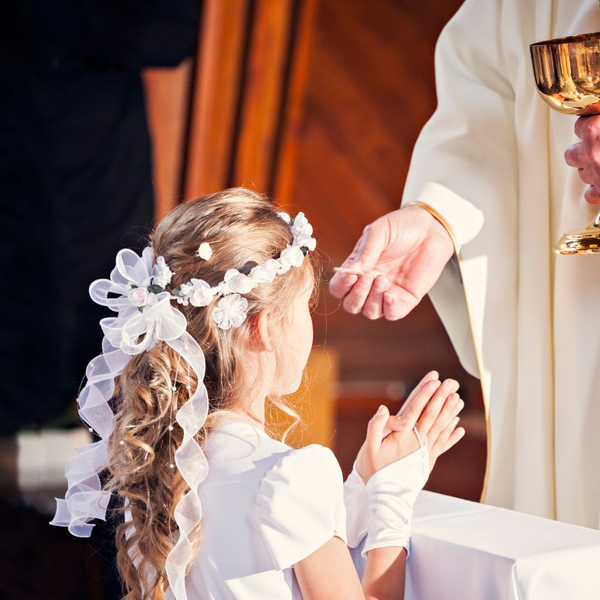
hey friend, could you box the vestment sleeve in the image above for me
[255,444,347,570]
[401,0,518,378]
[402,0,516,249]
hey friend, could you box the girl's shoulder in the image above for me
[255,443,347,570]
[260,443,343,490]
[207,419,338,467]
[204,420,347,570]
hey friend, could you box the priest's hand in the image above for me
[565,115,600,204]
[329,207,454,320]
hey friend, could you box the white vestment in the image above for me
[403,0,600,528]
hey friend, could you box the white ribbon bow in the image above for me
[51,247,210,600]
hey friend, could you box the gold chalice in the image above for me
[531,32,600,255]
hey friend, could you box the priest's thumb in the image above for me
[352,219,388,271]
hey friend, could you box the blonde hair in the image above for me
[103,189,316,599]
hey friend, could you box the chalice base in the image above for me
[555,227,600,255]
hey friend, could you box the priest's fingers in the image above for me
[565,139,587,168]
[351,220,390,272]
[565,145,582,170]
[427,393,464,446]
[330,220,386,299]
[416,378,460,436]
[569,160,600,203]
[398,371,440,417]
[362,275,390,320]
[584,184,600,204]
[576,166,596,185]
[382,287,420,321]
[329,236,364,298]
[573,114,600,141]
[329,269,359,302]
[342,273,375,314]
[574,116,589,140]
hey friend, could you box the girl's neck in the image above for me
[232,407,265,430]
[230,389,267,430]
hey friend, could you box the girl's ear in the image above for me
[252,309,275,352]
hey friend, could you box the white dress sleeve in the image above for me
[255,444,347,570]
[343,462,369,549]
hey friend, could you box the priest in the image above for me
[330,0,600,529]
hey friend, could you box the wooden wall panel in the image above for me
[183,0,317,199]
[274,0,318,207]
[232,0,295,189]
[184,0,251,198]
[143,59,194,221]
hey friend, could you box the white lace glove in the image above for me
[361,445,429,557]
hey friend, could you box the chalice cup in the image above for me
[531,32,600,255]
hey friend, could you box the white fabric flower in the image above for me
[91,248,187,356]
[217,281,231,296]
[152,256,174,288]
[213,294,249,330]
[127,287,148,307]
[278,246,305,273]
[197,242,212,261]
[292,212,313,237]
[296,233,317,251]
[180,283,192,296]
[249,259,280,283]
[277,211,292,224]
[173,282,191,305]
[189,279,215,307]
[224,269,256,294]
[290,213,316,251]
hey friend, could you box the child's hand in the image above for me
[355,373,465,482]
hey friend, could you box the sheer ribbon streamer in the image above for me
[50,247,209,599]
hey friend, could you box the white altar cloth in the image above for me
[404,491,600,599]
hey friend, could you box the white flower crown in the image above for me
[124,211,316,334]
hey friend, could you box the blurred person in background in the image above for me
[0,1,198,597]
[331,0,600,530]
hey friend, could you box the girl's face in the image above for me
[274,280,315,395]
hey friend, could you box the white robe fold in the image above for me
[403,0,600,528]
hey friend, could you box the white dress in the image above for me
[166,420,348,599]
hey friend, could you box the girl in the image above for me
[51,188,465,599]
